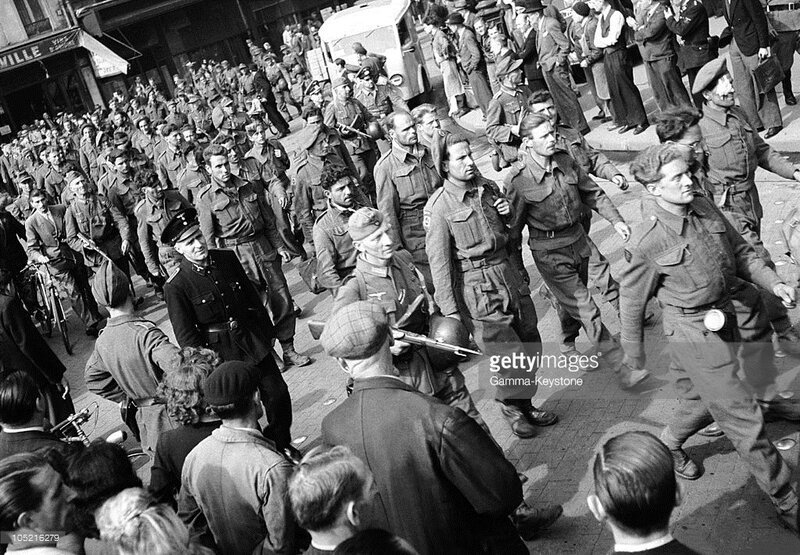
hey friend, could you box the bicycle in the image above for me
[51,403,149,464]
[28,262,72,355]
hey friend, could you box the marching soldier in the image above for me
[621,143,800,533]
[332,207,485,428]
[155,124,186,190]
[312,166,364,296]
[324,77,379,201]
[64,171,131,274]
[374,112,442,291]
[694,57,800,353]
[176,143,209,205]
[135,169,192,282]
[8,173,34,223]
[263,53,302,120]
[485,55,529,171]
[195,145,310,368]
[161,208,298,455]
[424,134,556,438]
[85,260,179,454]
[37,147,78,205]
[504,114,646,387]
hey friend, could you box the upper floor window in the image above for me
[15,0,52,37]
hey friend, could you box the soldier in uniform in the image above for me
[424,134,557,438]
[187,94,215,137]
[332,207,485,427]
[155,124,186,190]
[79,123,101,185]
[263,54,302,121]
[324,77,379,201]
[374,112,442,292]
[8,173,34,223]
[64,171,131,274]
[504,113,648,388]
[486,57,529,172]
[85,260,179,454]
[353,67,408,120]
[176,143,209,205]
[313,166,365,296]
[37,147,78,205]
[132,116,158,162]
[25,189,103,336]
[195,145,310,368]
[103,149,154,287]
[694,58,800,353]
[526,90,630,321]
[135,169,192,280]
[161,208,299,455]
[621,143,800,533]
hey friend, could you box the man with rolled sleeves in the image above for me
[135,169,192,281]
[312,165,363,296]
[324,77,379,202]
[486,57,529,171]
[161,208,298,454]
[195,145,310,368]
[85,260,179,454]
[424,134,556,438]
[622,143,800,533]
[374,112,441,292]
[332,206,485,427]
[695,57,800,354]
[505,114,648,388]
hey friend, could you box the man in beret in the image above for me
[353,66,408,119]
[323,77,379,202]
[321,301,561,555]
[696,57,800,354]
[179,360,298,554]
[85,259,179,454]
[162,208,299,453]
[447,12,494,116]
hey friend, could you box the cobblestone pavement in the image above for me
[49,27,800,555]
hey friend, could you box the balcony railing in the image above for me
[24,18,53,38]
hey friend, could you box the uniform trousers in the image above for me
[399,208,433,292]
[720,188,792,333]
[542,63,590,134]
[604,48,648,127]
[125,215,153,282]
[531,238,612,350]
[455,260,541,402]
[256,353,293,450]
[264,101,290,135]
[136,404,175,455]
[351,148,379,204]
[730,39,782,130]
[275,88,301,117]
[52,264,102,328]
[644,56,691,111]
[230,238,297,343]
[659,305,797,513]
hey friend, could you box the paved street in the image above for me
[47,20,800,554]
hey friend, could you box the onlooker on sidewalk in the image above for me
[447,13,494,116]
[664,0,713,109]
[570,2,612,122]
[588,431,701,554]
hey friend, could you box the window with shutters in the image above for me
[14,0,53,38]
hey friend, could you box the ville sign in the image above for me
[0,29,81,72]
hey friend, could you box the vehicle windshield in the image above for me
[328,27,396,60]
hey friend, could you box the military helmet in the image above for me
[426,315,472,368]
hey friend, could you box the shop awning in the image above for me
[0,28,82,74]
[80,31,129,78]
[0,27,129,78]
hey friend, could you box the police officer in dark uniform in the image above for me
[161,208,297,454]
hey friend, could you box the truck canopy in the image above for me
[318,0,412,43]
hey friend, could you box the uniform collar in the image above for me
[520,150,555,183]
[391,141,420,162]
[356,253,393,276]
[443,179,480,202]
[703,104,730,126]
[351,375,416,393]
[106,313,140,326]
[646,195,706,235]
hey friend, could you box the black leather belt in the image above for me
[767,3,798,11]
[222,235,259,247]
[456,255,505,272]
[529,222,582,240]
[204,319,240,333]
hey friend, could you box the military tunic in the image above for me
[324,98,379,197]
[156,146,187,189]
[85,314,179,453]
[312,203,359,294]
[374,142,442,290]
[485,87,528,165]
[135,190,192,277]
[163,249,293,449]
[65,194,130,269]
[619,195,796,514]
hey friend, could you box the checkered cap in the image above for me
[321,301,390,359]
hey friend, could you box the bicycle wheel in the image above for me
[50,286,72,355]
[36,274,54,338]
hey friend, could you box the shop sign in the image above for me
[0,29,81,72]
